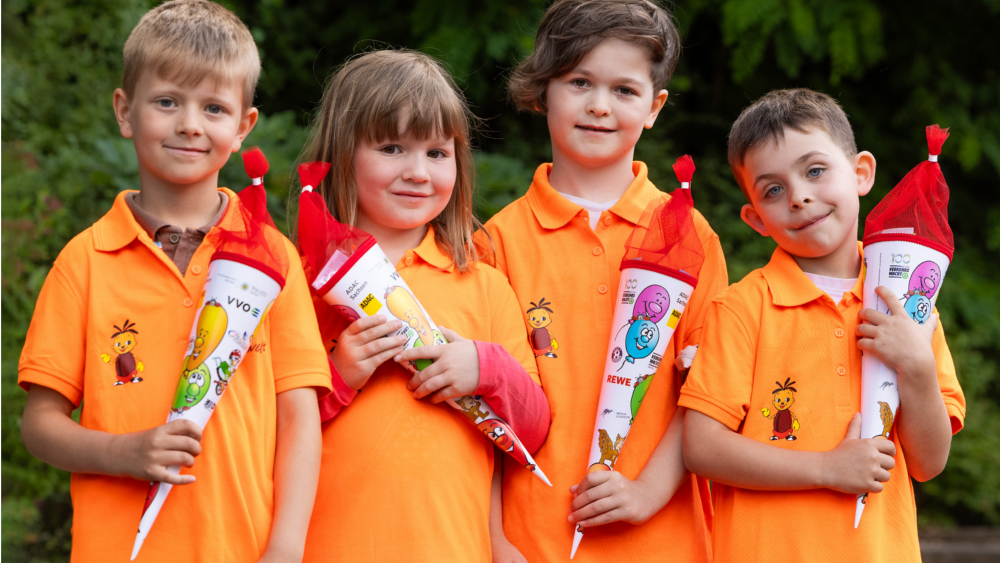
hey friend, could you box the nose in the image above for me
[401,153,431,183]
[586,88,611,117]
[175,105,204,138]
[787,183,813,210]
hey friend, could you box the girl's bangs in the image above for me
[359,76,468,144]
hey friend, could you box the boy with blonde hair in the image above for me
[18,1,332,561]
[679,88,965,562]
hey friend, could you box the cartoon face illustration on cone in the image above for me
[100,320,145,386]
[761,378,800,441]
[526,298,558,359]
[385,285,444,371]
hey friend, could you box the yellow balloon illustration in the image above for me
[186,299,228,371]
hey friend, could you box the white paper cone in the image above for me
[854,240,949,528]
[131,255,282,560]
[571,262,694,558]
[316,242,551,485]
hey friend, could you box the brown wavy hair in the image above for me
[296,50,481,271]
[508,0,681,114]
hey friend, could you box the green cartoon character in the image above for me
[630,374,655,425]
[171,363,211,413]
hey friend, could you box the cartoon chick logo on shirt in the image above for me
[761,378,800,441]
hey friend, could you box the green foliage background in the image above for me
[2,0,998,559]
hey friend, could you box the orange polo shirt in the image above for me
[303,227,540,563]
[18,189,332,563]
[483,162,728,563]
[678,244,966,563]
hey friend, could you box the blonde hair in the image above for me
[299,49,481,271]
[122,0,260,110]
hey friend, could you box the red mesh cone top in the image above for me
[207,147,288,284]
[863,125,954,260]
[294,162,375,292]
[622,155,705,284]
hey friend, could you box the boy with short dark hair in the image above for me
[18,2,332,561]
[484,1,728,561]
[679,88,965,562]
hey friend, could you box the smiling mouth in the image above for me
[166,146,208,155]
[794,211,832,230]
[634,340,647,350]
[576,125,614,133]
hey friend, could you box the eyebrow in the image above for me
[752,151,829,187]
[572,68,647,89]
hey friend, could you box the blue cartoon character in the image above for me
[901,290,933,324]
[101,320,145,386]
[618,314,659,370]
[526,298,559,359]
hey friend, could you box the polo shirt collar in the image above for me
[409,225,455,272]
[94,188,239,252]
[526,162,662,230]
[762,242,865,307]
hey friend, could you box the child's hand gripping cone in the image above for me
[854,126,955,528]
[131,148,287,560]
[571,156,705,558]
[295,163,552,486]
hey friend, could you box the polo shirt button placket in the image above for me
[404,254,414,267]
[183,297,194,308]
[604,216,612,226]
[593,247,603,256]
[598,284,608,294]
[837,366,846,376]
[169,233,181,244]
[835,328,845,338]
[191,264,202,275]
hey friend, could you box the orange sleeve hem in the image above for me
[17,371,83,406]
[275,372,333,397]
[677,391,744,431]
[944,397,965,434]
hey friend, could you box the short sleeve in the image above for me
[18,255,88,405]
[488,270,540,386]
[671,211,729,354]
[677,299,755,431]
[268,244,333,396]
[932,309,965,434]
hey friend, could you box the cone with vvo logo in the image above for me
[571,156,705,559]
[131,148,288,560]
[295,162,552,486]
[854,126,955,528]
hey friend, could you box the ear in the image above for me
[644,89,669,129]
[113,88,134,139]
[741,203,770,237]
[230,106,259,153]
[854,150,876,196]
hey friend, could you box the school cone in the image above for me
[131,149,286,560]
[296,163,552,486]
[571,156,705,559]
[854,126,955,528]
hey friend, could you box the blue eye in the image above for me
[807,167,823,178]
[157,99,174,108]
[206,104,223,115]
[765,185,782,198]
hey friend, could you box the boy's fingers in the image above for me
[428,386,462,404]
[364,335,407,358]
[875,468,892,483]
[163,435,202,456]
[858,307,889,325]
[570,495,615,523]
[879,452,896,471]
[371,343,407,367]
[412,374,448,399]
[869,481,884,493]
[167,419,203,442]
[157,469,196,485]
[874,439,897,457]
[844,412,862,440]
[877,287,906,316]
[855,323,877,338]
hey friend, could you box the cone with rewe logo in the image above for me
[571,156,705,559]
